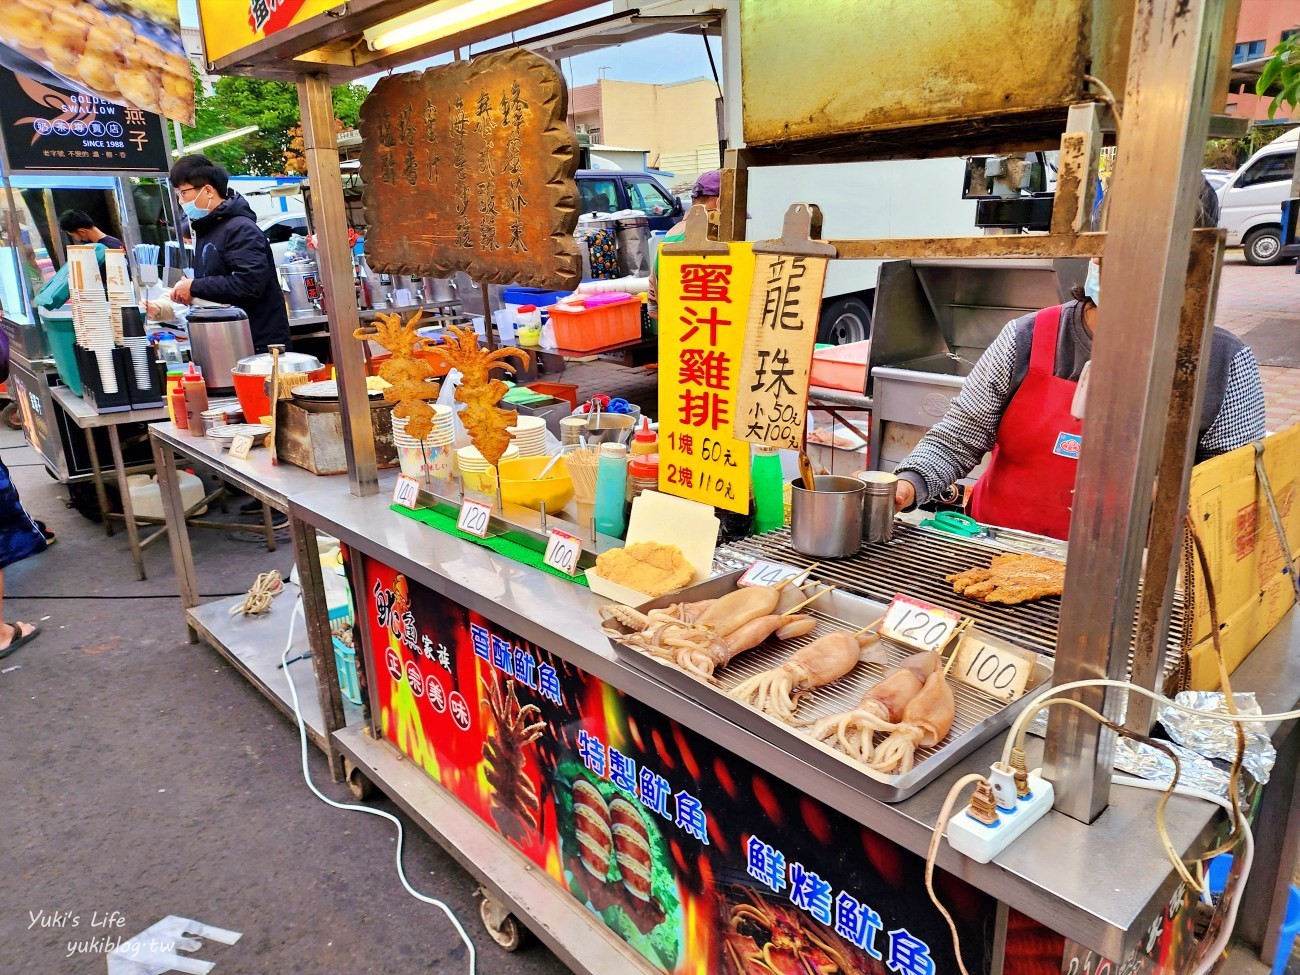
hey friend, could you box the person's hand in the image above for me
[170,278,193,304]
[894,478,915,511]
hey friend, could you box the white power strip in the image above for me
[946,770,1054,864]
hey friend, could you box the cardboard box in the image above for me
[1182,423,1300,689]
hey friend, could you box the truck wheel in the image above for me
[1243,226,1284,266]
[817,297,872,345]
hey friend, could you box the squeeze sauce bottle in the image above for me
[631,417,658,456]
[169,376,188,430]
[594,442,629,539]
[752,445,786,534]
[182,363,209,437]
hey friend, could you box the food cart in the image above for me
[153,1,1300,973]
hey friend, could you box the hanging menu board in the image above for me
[657,243,756,513]
[359,49,582,290]
[0,68,168,174]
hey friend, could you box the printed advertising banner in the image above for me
[356,551,997,974]
[198,0,340,65]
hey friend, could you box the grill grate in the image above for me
[720,524,1188,665]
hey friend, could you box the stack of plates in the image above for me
[66,245,117,394]
[392,407,454,482]
[457,443,520,494]
[506,415,547,456]
[207,423,271,449]
[103,249,135,346]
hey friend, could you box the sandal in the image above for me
[0,621,39,660]
[35,520,55,545]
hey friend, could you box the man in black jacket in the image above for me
[167,155,290,352]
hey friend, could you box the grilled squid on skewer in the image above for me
[867,671,956,775]
[806,651,938,762]
[672,613,817,678]
[729,627,885,724]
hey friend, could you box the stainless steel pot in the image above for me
[187,304,254,392]
[790,475,865,558]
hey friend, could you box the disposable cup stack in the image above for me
[506,415,547,457]
[456,442,520,494]
[66,245,117,394]
[392,406,455,482]
[103,249,136,345]
[120,308,151,389]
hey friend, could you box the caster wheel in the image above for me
[1,403,21,431]
[344,758,376,800]
[478,891,528,952]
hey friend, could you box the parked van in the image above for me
[1217,128,1298,265]
[575,169,684,232]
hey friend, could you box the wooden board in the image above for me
[360,49,582,290]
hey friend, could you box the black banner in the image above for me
[0,68,168,174]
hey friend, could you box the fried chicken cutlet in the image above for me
[945,553,1066,605]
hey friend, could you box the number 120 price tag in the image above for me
[879,595,966,653]
[456,499,493,538]
[543,529,583,576]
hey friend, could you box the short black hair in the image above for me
[59,209,95,233]
[169,154,229,196]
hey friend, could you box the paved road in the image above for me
[1214,254,1300,431]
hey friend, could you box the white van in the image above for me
[1217,127,1298,265]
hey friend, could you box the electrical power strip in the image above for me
[946,770,1054,864]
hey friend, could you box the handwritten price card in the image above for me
[879,595,966,653]
[738,560,804,588]
[735,254,829,450]
[951,637,1034,702]
[657,242,755,514]
[456,499,493,538]
[542,529,583,576]
[392,474,421,509]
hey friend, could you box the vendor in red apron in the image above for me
[892,191,1265,541]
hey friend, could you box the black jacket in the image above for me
[189,192,290,352]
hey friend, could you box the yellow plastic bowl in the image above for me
[497,456,574,512]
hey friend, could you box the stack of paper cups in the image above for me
[103,250,136,346]
[66,245,117,393]
[392,406,455,482]
[506,415,547,456]
[456,443,520,494]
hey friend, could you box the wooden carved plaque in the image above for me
[360,49,581,290]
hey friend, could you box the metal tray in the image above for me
[603,571,1053,802]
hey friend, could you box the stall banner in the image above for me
[356,550,998,974]
[0,1,193,125]
[1059,878,1199,975]
[359,49,583,290]
[657,243,756,514]
[198,0,340,64]
[734,254,829,452]
[0,68,168,174]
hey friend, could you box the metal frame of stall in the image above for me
[193,0,1299,970]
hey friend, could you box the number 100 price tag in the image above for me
[543,529,583,576]
[456,499,493,538]
[879,595,966,653]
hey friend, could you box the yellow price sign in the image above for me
[657,242,756,514]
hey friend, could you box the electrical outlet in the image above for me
[946,770,1054,864]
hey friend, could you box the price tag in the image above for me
[543,529,583,576]
[228,433,254,459]
[951,637,1034,702]
[738,560,804,588]
[392,474,421,510]
[879,595,966,653]
[456,498,493,538]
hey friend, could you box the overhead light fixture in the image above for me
[173,125,260,157]
[363,0,553,53]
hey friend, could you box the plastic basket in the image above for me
[547,296,641,353]
[332,636,362,706]
[524,381,579,409]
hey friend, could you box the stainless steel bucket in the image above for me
[790,475,865,558]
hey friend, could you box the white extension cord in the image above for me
[280,598,477,975]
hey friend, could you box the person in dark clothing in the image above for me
[58,210,124,250]
[167,154,290,352]
[0,325,46,660]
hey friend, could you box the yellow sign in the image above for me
[198,0,339,64]
[735,254,828,451]
[657,243,755,514]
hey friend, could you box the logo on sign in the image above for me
[426,673,446,712]
[405,661,424,697]
[385,648,403,683]
[1053,432,1083,459]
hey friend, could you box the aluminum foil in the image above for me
[1114,737,1232,798]
[1159,692,1275,785]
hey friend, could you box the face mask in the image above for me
[1084,261,1101,305]
[181,189,212,221]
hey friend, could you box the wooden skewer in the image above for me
[775,563,820,591]
[941,620,974,676]
[852,619,883,638]
[781,584,835,615]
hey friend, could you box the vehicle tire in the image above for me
[817,296,872,346]
[1243,225,1284,266]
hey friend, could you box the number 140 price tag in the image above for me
[738,560,804,588]
[879,595,966,653]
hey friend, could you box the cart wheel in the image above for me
[478,890,528,952]
[343,758,376,800]
[0,403,20,430]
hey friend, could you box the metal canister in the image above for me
[855,470,899,544]
[790,475,865,558]
[199,407,228,436]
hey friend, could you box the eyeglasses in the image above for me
[175,185,202,201]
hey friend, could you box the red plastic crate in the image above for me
[547,296,641,353]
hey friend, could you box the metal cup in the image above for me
[790,476,865,558]
[855,471,899,544]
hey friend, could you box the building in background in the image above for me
[1226,0,1300,120]
[567,78,720,192]
[181,26,218,93]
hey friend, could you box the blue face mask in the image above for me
[181,198,210,221]
[1084,261,1101,305]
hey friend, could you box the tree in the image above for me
[179,73,372,176]
[1256,35,1300,118]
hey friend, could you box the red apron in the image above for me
[968,305,1083,540]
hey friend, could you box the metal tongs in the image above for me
[919,511,1067,559]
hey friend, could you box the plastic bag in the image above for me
[436,367,469,447]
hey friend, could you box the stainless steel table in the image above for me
[150,424,357,778]
[290,482,1300,967]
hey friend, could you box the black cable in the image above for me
[700,26,723,99]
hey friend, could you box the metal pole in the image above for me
[296,72,378,497]
[1043,0,1230,823]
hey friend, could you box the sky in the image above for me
[176,0,722,89]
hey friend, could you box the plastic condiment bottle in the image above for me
[631,417,658,456]
[752,445,786,533]
[169,376,188,430]
[594,442,630,539]
[627,453,659,501]
[182,362,209,436]
[155,332,183,365]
